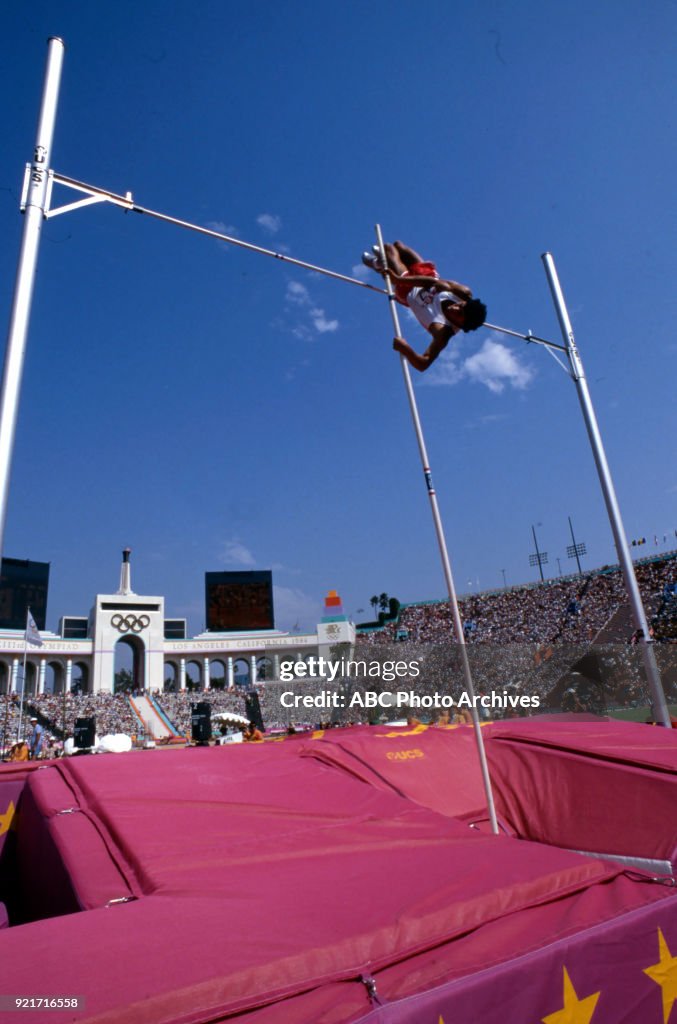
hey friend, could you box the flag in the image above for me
[25,609,43,647]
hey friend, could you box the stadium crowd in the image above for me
[360,556,676,648]
[1,555,675,757]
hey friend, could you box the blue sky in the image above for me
[1,1,675,633]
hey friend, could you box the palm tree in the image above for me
[370,595,379,617]
[379,593,389,613]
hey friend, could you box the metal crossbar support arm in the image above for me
[374,225,499,834]
[484,321,567,353]
[0,37,65,558]
[484,321,572,376]
[542,253,670,727]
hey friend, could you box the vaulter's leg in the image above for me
[393,240,426,269]
[382,242,409,276]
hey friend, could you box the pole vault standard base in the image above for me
[0,38,670,730]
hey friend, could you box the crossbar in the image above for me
[50,172,388,296]
[50,174,569,359]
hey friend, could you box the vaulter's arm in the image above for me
[384,266,472,297]
[436,278,473,301]
[393,323,456,372]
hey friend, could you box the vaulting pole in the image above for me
[542,253,670,727]
[0,37,65,559]
[375,225,499,833]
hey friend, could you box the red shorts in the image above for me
[394,261,438,305]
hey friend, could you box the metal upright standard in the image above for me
[0,37,64,558]
[542,253,671,728]
[374,225,499,834]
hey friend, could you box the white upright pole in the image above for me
[375,226,499,833]
[0,37,65,558]
[541,253,671,727]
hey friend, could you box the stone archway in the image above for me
[233,658,250,688]
[256,657,273,681]
[114,635,146,692]
[22,662,38,695]
[185,660,202,691]
[46,661,66,694]
[164,661,179,692]
[72,661,90,695]
[209,659,226,689]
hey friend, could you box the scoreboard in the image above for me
[205,570,274,632]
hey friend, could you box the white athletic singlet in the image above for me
[406,288,458,330]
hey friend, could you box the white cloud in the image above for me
[257,212,281,234]
[273,585,321,632]
[220,539,256,567]
[310,308,338,333]
[286,281,310,305]
[462,412,509,430]
[425,333,534,393]
[206,220,239,252]
[463,339,534,393]
[284,279,339,337]
[425,347,463,387]
[352,263,371,281]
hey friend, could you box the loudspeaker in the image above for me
[191,702,212,743]
[74,717,95,749]
[245,691,264,732]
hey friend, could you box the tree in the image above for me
[379,593,389,613]
[370,595,379,617]
[114,668,134,693]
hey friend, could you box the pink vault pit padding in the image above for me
[298,722,490,822]
[485,718,677,868]
[0,735,675,1023]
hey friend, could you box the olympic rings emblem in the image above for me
[111,613,150,634]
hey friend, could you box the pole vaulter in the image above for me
[0,38,670,728]
[373,225,500,832]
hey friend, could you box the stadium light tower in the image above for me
[566,516,586,574]
[529,524,548,582]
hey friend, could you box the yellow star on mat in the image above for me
[542,966,600,1024]
[644,928,677,1024]
[0,800,16,836]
